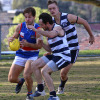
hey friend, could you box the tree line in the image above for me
[12,0,100,22]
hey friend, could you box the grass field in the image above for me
[0,57,100,100]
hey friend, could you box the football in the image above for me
[9,39,20,51]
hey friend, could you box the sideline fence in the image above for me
[0,22,100,60]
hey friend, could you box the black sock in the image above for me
[37,84,44,92]
[59,78,68,88]
[50,91,56,97]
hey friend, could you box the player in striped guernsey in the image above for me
[27,13,71,100]
[8,7,42,100]
[47,0,95,94]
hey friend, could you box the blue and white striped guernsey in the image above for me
[52,13,79,50]
[48,23,71,62]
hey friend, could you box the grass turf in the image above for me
[0,57,100,100]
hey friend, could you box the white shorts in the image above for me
[12,56,38,67]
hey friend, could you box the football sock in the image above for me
[27,90,32,95]
[50,91,56,97]
[37,84,44,92]
[59,78,68,88]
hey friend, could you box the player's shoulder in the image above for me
[34,23,40,29]
[54,23,61,28]
[62,12,68,15]
[15,23,22,32]
[54,24,62,32]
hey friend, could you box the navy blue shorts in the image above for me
[71,50,79,63]
[41,55,70,71]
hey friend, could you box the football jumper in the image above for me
[46,23,71,70]
[53,13,79,50]
[16,22,40,58]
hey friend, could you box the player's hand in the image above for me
[89,36,95,45]
[8,37,15,46]
[20,39,28,48]
[8,37,15,42]
[27,25,37,32]
[37,38,43,46]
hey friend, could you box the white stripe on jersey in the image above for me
[66,30,77,38]
[48,23,71,62]
[52,13,80,50]
[68,39,79,44]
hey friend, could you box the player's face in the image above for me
[48,3,59,17]
[39,19,49,31]
[24,12,35,25]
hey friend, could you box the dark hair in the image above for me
[39,13,53,25]
[47,0,58,6]
[23,7,36,17]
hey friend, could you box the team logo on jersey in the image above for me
[20,32,24,38]
[62,22,67,27]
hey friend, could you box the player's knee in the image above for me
[41,68,47,76]
[8,75,17,83]
[41,68,45,75]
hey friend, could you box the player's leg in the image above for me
[57,50,79,94]
[42,56,70,100]
[30,55,53,98]
[24,59,35,100]
[8,63,24,93]
[8,56,26,93]
[41,63,60,100]
[8,64,24,83]
[57,64,72,94]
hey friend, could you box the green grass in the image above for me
[79,50,100,55]
[0,57,100,100]
[1,49,100,60]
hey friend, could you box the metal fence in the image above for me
[0,22,100,60]
[0,23,18,60]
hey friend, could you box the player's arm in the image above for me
[68,14,95,45]
[30,25,64,38]
[8,24,20,46]
[42,39,52,52]
[53,26,64,37]
[20,28,43,49]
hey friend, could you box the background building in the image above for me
[0,0,13,11]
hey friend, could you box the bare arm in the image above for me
[20,28,43,49]
[38,38,51,52]
[42,41,51,52]
[68,14,95,44]
[27,25,64,38]
[8,24,21,46]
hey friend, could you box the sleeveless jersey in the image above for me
[52,13,79,50]
[16,22,40,58]
[48,24,71,62]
